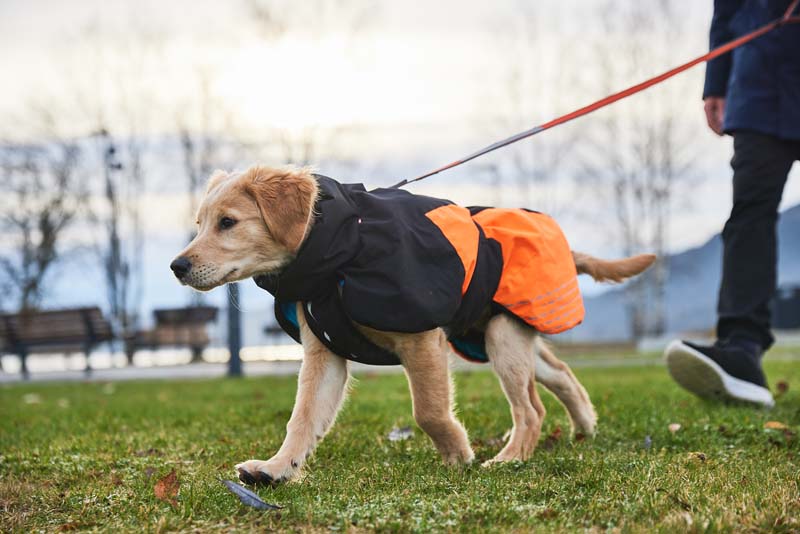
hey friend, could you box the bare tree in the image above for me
[66,25,163,361]
[0,140,86,311]
[89,129,145,356]
[579,0,699,339]
[485,1,582,214]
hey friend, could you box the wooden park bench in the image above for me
[125,306,218,363]
[0,307,114,378]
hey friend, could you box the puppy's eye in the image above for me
[219,217,237,230]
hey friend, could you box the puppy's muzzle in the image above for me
[170,256,192,280]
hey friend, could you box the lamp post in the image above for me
[227,283,242,377]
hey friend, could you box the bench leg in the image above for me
[190,346,204,363]
[125,347,135,366]
[20,350,29,380]
[84,343,93,377]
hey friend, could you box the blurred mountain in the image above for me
[572,203,800,341]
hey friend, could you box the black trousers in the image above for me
[717,131,800,350]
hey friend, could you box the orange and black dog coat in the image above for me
[254,175,584,364]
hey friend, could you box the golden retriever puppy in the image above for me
[171,166,655,485]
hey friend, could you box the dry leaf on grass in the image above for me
[764,421,789,430]
[154,469,179,507]
[541,426,563,450]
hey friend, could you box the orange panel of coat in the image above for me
[471,209,584,334]
[424,204,479,294]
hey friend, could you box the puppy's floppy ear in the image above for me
[244,166,318,253]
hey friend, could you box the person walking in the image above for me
[664,0,800,407]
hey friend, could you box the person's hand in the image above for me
[704,96,726,136]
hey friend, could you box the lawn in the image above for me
[1,357,799,533]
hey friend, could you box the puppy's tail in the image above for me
[572,251,656,283]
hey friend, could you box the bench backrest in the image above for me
[153,306,218,326]
[0,307,114,352]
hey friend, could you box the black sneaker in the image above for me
[664,339,774,407]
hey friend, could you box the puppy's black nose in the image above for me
[170,257,192,279]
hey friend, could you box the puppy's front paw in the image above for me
[235,458,298,486]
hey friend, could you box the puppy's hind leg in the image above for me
[534,339,596,437]
[483,314,544,465]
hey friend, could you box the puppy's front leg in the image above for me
[400,330,474,464]
[237,307,349,485]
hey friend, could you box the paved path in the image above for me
[2,353,797,385]
[0,356,665,384]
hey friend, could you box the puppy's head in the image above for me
[170,166,318,291]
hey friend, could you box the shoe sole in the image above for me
[664,340,775,408]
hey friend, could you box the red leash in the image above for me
[391,0,800,189]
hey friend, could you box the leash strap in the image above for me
[390,0,800,189]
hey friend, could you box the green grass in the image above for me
[2,358,799,533]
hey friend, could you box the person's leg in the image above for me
[717,131,796,349]
[665,131,796,406]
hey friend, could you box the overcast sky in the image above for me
[0,0,713,135]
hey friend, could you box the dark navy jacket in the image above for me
[703,0,800,140]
